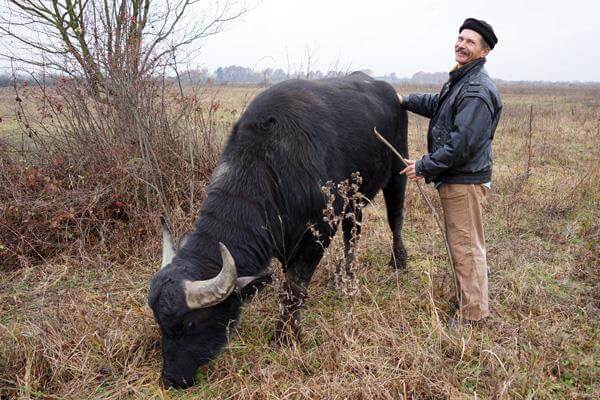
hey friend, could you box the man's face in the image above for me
[454,29,490,66]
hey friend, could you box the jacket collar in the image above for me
[449,57,486,83]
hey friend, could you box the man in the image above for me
[398,18,502,326]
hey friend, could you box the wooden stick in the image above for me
[526,104,533,179]
[373,127,459,305]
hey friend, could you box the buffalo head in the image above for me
[148,219,270,388]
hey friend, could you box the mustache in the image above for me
[455,47,469,55]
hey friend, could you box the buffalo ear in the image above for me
[179,231,192,249]
[259,116,277,131]
[236,273,273,301]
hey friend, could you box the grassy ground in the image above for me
[0,86,21,138]
[1,83,599,399]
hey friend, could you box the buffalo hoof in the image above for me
[271,322,301,348]
[388,248,407,270]
[162,374,195,390]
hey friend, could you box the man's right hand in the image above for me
[400,159,423,181]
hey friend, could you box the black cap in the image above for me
[459,18,498,49]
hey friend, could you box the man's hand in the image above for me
[400,159,423,181]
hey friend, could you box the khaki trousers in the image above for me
[439,183,490,321]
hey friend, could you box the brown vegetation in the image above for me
[0,83,598,399]
[0,77,235,270]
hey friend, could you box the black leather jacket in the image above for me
[403,58,502,184]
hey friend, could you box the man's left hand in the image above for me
[400,159,423,181]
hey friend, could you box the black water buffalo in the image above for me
[148,72,408,388]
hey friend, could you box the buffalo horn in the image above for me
[161,217,176,269]
[184,243,237,309]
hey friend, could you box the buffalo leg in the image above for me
[274,277,308,347]
[383,172,408,269]
[274,226,334,346]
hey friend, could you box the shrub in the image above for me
[0,77,230,270]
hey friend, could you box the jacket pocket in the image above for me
[431,125,449,146]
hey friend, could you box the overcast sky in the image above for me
[194,0,600,82]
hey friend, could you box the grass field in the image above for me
[1,82,599,399]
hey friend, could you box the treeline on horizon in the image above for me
[0,66,597,87]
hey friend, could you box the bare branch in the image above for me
[1,0,248,98]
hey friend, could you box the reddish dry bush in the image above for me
[0,77,228,270]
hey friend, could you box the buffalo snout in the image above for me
[162,372,195,389]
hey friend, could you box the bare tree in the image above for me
[0,0,247,98]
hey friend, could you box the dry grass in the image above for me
[1,83,599,399]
